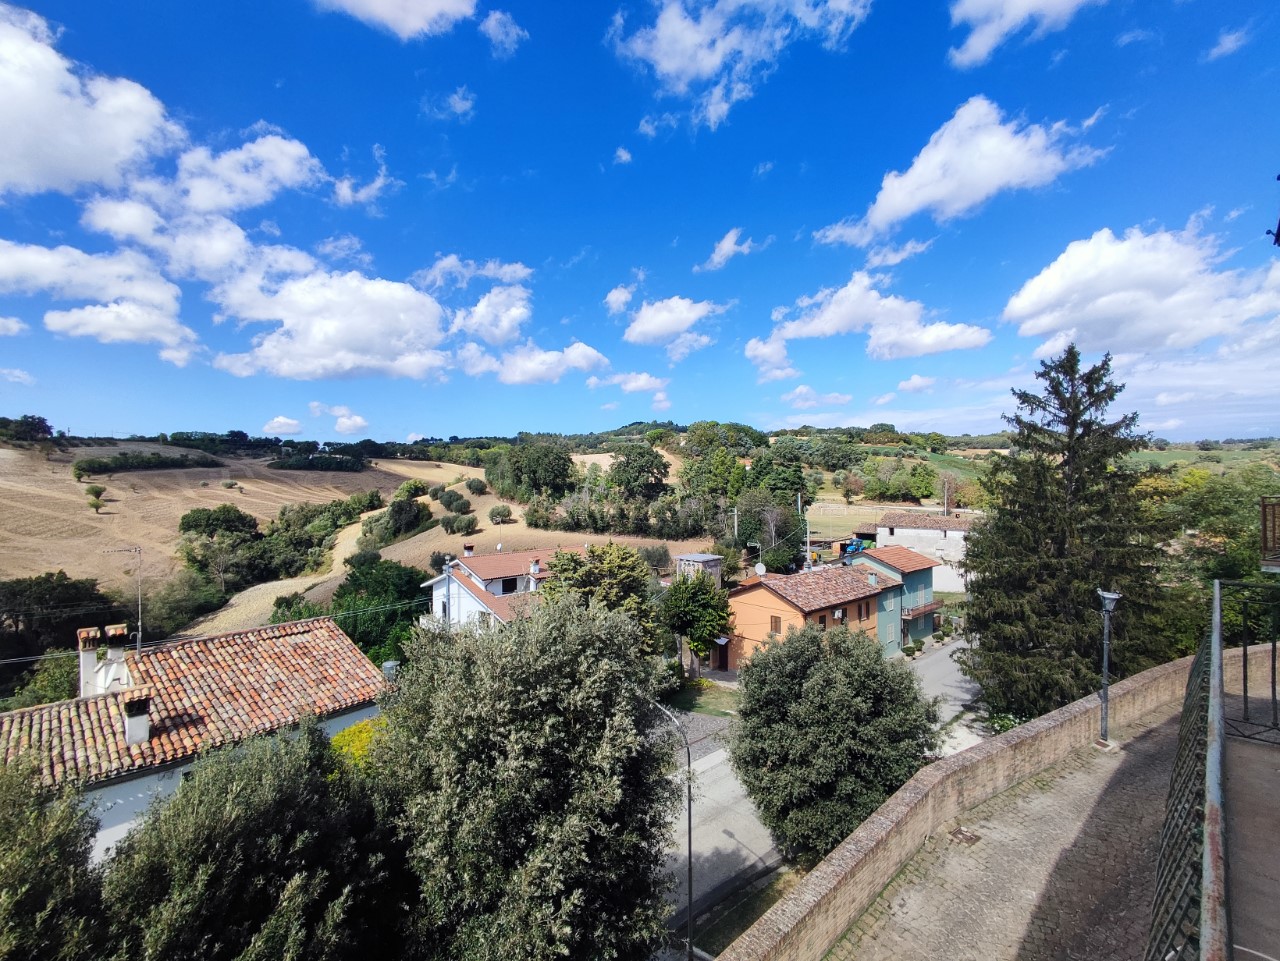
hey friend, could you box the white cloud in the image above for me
[638,113,679,138]
[652,390,671,411]
[460,339,608,384]
[898,373,936,392]
[781,384,852,409]
[0,316,27,335]
[746,271,991,380]
[1155,391,1193,407]
[213,269,450,379]
[450,284,532,345]
[754,160,774,177]
[262,415,302,434]
[816,96,1103,247]
[625,295,726,360]
[174,135,324,213]
[308,402,368,435]
[479,10,528,57]
[948,0,1106,68]
[604,284,635,315]
[0,368,33,384]
[1204,27,1249,62]
[611,0,872,129]
[865,239,934,269]
[0,7,182,197]
[587,371,669,393]
[1003,223,1280,359]
[313,0,476,40]
[406,432,426,442]
[317,234,373,267]
[871,391,896,406]
[413,253,532,290]
[1115,28,1155,47]
[694,226,769,272]
[600,401,620,411]
[333,144,402,207]
[614,146,633,165]
[80,198,165,245]
[0,240,196,364]
[423,86,476,121]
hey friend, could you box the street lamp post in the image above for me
[652,699,694,961]
[1097,589,1122,743]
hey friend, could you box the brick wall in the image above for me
[718,646,1265,961]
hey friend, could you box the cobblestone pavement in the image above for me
[826,702,1181,961]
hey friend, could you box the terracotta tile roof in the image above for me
[455,545,585,582]
[734,566,899,614]
[0,618,385,789]
[877,510,976,532]
[862,545,942,574]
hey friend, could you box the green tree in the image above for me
[393,478,428,501]
[509,443,574,497]
[728,625,938,865]
[103,723,405,961]
[0,761,103,961]
[488,503,512,525]
[6,650,78,707]
[87,497,104,514]
[367,600,678,961]
[661,570,729,658]
[957,345,1170,719]
[541,544,663,654]
[84,484,106,500]
[734,488,803,572]
[608,443,669,500]
[178,504,259,539]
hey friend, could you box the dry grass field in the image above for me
[0,443,715,637]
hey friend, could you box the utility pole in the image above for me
[104,546,143,652]
[798,493,811,569]
[731,507,738,540]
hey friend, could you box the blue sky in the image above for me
[0,0,1277,443]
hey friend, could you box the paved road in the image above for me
[907,637,980,724]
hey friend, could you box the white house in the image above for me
[0,618,386,859]
[875,510,978,592]
[420,545,585,628]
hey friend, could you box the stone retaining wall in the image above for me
[719,647,1264,961]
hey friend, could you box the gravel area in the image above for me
[672,709,733,763]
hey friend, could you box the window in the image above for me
[836,607,847,622]
[770,615,782,634]
[816,614,826,630]
[501,576,518,595]
[889,527,895,536]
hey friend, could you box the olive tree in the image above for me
[729,625,938,865]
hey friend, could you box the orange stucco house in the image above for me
[722,565,900,670]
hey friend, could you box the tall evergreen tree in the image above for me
[957,345,1170,719]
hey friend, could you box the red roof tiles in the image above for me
[0,617,385,789]
[877,510,976,532]
[863,545,942,574]
[735,566,899,615]
[455,545,585,582]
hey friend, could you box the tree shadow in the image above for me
[1012,713,1179,961]
[665,842,780,932]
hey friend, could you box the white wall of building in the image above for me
[875,526,967,592]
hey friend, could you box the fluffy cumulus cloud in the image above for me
[479,9,528,56]
[604,284,635,315]
[624,295,726,361]
[781,384,852,409]
[614,147,633,165]
[262,415,302,434]
[214,270,450,379]
[312,0,476,40]
[817,96,1103,247]
[0,7,182,196]
[458,339,608,385]
[309,402,368,435]
[0,240,197,364]
[694,227,769,272]
[413,253,532,290]
[174,135,324,214]
[948,0,1106,68]
[1004,223,1280,359]
[746,271,991,381]
[587,370,671,409]
[612,0,872,129]
[450,284,532,345]
[0,316,27,335]
[898,373,936,392]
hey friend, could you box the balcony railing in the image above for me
[902,598,945,620]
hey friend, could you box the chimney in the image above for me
[530,557,540,575]
[100,624,132,695]
[122,689,151,746]
[77,627,101,699]
[868,572,878,587]
[463,543,474,557]
[382,660,400,681]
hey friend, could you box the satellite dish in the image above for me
[496,543,502,552]
[754,563,767,577]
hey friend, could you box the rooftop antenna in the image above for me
[1268,174,1280,246]
[103,546,143,653]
